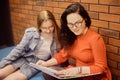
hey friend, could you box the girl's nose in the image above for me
[46,29,50,33]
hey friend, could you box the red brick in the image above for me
[118,63,120,70]
[18,13,25,18]
[73,0,81,2]
[30,19,36,25]
[106,45,118,53]
[19,5,32,10]
[53,8,65,14]
[119,48,120,55]
[107,52,120,62]
[21,9,29,14]
[23,18,29,24]
[99,28,119,39]
[56,20,61,28]
[81,0,98,4]
[107,59,117,68]
[10,16,15,23]
[46,1,58,7]
[101,36,108,44]
[12,9,21,13]
[10,4,18,9]
[33,16,37,21]
[91,19,108,28]
[12,24,23,44]
[53,13,60,20]
[33,6,41,11]
[109,38,120,47]
[29,11,38,16]
[110,22,120,31]
[118,77,120,80]
[99,13,119,23]
[65,0,70,1]
[20,14,34,20]
[110,6,120,15]
[12,20,18,25]
[9,0,14,4]
[20,0,28,4]
[58,2,72,8]
[21,23,30,29]
[90,26,98,33]
[36,1,45,6]
[14,0,20,4]
[89,11,99,19]
[12,28,24,43]
[110,68,120,76]
[90,4,108,13]
[15,17,23,22]
[81,3,89,10]
[99,0,111,4]
[11,12,19,17]
[41,6,53,12]
[28,0,35,5]
[111,75,118,80]
[99,0,120,6]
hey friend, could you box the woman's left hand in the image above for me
[57,67,81,76]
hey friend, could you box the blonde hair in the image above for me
[37,10,60,48]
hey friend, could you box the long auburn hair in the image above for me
[37,10,60,48]
[59,2,91,50]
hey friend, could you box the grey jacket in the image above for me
[0,27,60,68]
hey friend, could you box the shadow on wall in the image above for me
[0,0,14,48]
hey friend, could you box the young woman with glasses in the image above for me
[37,3,112,80]
[0,10,60,80]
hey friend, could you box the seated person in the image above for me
[0,10,60,80]
[37,2,112,80]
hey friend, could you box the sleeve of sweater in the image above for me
[0,28,33,68]
[53,48,69,64]
[89,35,108,74]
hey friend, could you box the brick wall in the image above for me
[9,0,120,79]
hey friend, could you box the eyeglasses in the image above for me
[41,26,54,31]
[67,19,84,29]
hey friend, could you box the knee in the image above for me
[4,77,27,80]
[13,77,27,80]
[16,77,27,80]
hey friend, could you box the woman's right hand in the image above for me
[36,60,48,67]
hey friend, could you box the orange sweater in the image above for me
[54,29,111,80]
